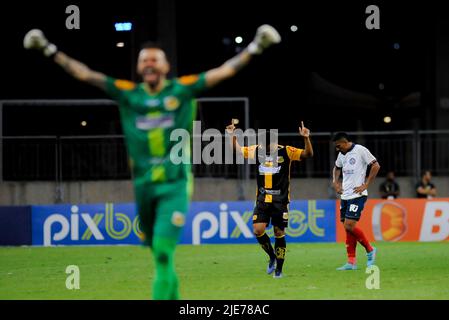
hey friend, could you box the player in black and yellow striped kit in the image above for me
[227,122,313,278]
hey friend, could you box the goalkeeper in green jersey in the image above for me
[24,25,281,299]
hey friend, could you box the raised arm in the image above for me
[225,119,243,155]
[299,121,314,159]
[205,25,281,88]
[24,29,107,90]
[54,52,107,90]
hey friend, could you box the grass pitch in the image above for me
[1,242,448,300]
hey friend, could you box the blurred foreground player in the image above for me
[226,121,314,278]
[332,132,380,270]
[24,25,281,299]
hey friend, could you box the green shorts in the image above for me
[134,177,193,247]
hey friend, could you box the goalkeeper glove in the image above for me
[247,24,281,55]
[23,29,58,57]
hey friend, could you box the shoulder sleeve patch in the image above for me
[286,146,303,161]
[178,74,200,85]
[114,79,136,91]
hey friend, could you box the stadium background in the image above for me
[0,0,448,300]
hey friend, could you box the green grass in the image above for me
[1,242,448,299]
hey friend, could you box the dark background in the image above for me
[0,0,442,136]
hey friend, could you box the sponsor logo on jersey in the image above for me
[145,99,161,108]
[171,211,186,227]
[164,96,180,111]
[259,188,281,195]
[258,164,281,175]
[136,114,174,130]
[148,157,168,165]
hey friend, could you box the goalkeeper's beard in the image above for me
[143,73,163,90]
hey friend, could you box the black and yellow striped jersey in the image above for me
[241,145,303,204]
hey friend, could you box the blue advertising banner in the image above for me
[31,200,336,246]
[0,206,32,245]
[181,200,336,245]
[32,203,141,246]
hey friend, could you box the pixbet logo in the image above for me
[192,203,253,245]
[42,204,141,246]
[191,201,327,245]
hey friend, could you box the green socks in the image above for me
[151,236,179,300]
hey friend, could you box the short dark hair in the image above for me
[332,132,351,142]
[421,170,431,177]
[140,41,164,51]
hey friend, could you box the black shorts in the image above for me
[340,196,368,222]
[253,201,289,229]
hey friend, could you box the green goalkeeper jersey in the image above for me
[105,73,207,183]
